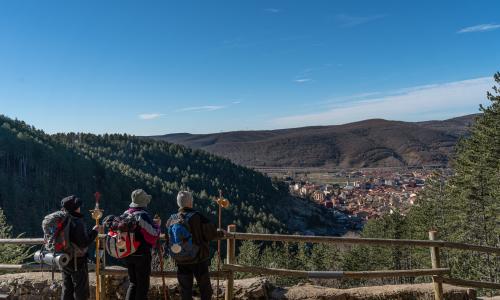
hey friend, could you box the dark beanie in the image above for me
[61,195,82,212]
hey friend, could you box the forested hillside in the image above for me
[0,115,328,236]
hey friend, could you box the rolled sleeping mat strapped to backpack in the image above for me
[34,250,71,270]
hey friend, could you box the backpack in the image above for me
[42,211,87,257]
[104,211,141,259]
[167,212,199,263]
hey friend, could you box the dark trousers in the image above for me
[177,260,212,300]
[125,252,152,300]
[61,259,90,300]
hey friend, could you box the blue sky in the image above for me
[0,0,499,135]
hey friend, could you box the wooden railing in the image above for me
[221,226,499,300]
[0,228,498,300]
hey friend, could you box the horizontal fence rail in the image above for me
[102,267,229,279]
[222,264,450,279]
[0,238,44,245]
[0,264,229,280]
[2,234,498,255]
[228,232,500,255]
[442,278,500,290]
[0,263,56,271]
[0,263,96,272]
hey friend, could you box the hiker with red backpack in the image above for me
[58,195,100,300]
[166,191,225,300]
[119,189,161,300]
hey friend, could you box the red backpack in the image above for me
[103,211,142,259]
[40,210,87,270]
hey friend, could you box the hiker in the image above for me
[60,195,100,300]
[123,189,161,300]
[166,191,225,300]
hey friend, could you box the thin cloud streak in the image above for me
[294,78,312,83]
[335,14,386,27]
[273,77,492,128]
[264,8,281,13]
[138,113,164,120]
[458,23,500,33]
[176,105,226,112]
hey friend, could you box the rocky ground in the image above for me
[0,272,487,299]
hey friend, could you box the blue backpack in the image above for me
[167,212,199,263]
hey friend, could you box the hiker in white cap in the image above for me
[123,189,160,300]
[166,191,225,300]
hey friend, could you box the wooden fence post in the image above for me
[225,225,236,300]
[99,232,107,300]
[429,230,444,300]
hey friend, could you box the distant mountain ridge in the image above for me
[151,114,479,168]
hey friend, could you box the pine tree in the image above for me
[405,72,500,288]
[236,241,261,278]
[441,73,500,283]
[0,207,30,264]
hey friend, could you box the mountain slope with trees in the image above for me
[0,116,338,237]
[154,115,478,168]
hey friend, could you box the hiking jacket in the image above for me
[171,207,224,264]
[68,211,98,257]
[125,207,160,255]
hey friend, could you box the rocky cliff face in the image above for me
[0,273,476,300]
[282,196,358,235]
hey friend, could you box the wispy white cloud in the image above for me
[138,113,164,120]
[176,105,226,112]
[458,23,500,33]
[293,64,335,84]
[265,8,281,13]
[177,101,241,113]
[294,78,312,83]
[335,14,386,27]
[273,77,492,128]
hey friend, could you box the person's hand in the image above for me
[217,228,227,237]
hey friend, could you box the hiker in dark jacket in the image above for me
[167,191,225,300]
[60,195,99,300]
[124,189,161,300]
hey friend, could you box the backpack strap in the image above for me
[182,211,197,223]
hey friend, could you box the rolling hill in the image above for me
[152,114,479,168]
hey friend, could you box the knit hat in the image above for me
[177,191,193,208]
[61,195,82,212]
[130,189,152,208]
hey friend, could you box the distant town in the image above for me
[259,166,452,228]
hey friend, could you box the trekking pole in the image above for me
[159,243,170,300]
[91,192,104,300]
[215,190,230,300]
[154,215,170,300]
